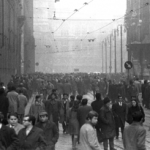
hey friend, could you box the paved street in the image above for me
[25,94,150,150]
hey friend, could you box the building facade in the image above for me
[126,0,150,78]
[23,0,35,74]
[0,0,35,84]
[0,0,23,84]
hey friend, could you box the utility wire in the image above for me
[84,2,149,37]
[29,16,126,21]
[54,3,149,54]
[53,0,94,33]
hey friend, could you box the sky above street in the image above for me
[55,0,127,19]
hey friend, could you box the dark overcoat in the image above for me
[44,100,61,125]
[99,106,116,139]
[18,126,46,150]
[127,104,145,124]
[36,121,59,150]
[112,102,127,127]
[0,125,19,150]
[0,94,9,119]
[77,105,92,128]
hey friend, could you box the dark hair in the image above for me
[24,115,36,125]
[95,93,101,101]
[129,80,133,85]
[86,111,98,120]
[48,93,56,100]
[8,113,18,119]
[52,89,57,93]
[144,80,147,84]
[0,82,4,86]
[70,95,75,100]
[81,98,88,105]
[8,85,16,91]
[35,95,40,100]
[103,97,111,105]
[132,111,143,122]
[63,93,68,96]
[18,88,23,94]
[0,88,5,95]
[71,101,79,112]
[76,95,82,101]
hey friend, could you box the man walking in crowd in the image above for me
[44,93,61,128]
[60,93,70,133]
[29,95,45,122]
[0,88,9,125]
[36,111,59,150]
[127,80,138,102]
[79,110,101,150]
[7,85,19,114]
[77,98,92,128]
[123,111,146,150]
[99,97,116,150]
[18,115,46,150]
[18,88,28,123]
[0,112,19,150]
[91,93,103,138]
[112,95,127,139]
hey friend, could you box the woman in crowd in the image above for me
[7,113,24,134]
[29,95,45,122]
[68,100,80,150]
[127,96,145,124]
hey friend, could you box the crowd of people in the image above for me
[0,72,148,150]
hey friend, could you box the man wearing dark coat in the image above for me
[99,97,116,150]
[0,88,9,124]
[0,112,19,150]
[36,111,59,150]
[142,80,148,107]
[77,99,92,129]
[18,115,46,150]
[44,93,61,128]
[112,95,127,139]
[91,93,103,114]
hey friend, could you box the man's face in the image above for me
[35,98,40,104]
[90,116,98,125]
[23,117,31,127]
[39,115,48,123]
[63,95,68,99]
[9,116,18,126]
[118,97,122,103]
[51,94,56,99]
[132,100,136,106]
[106,101,112,109]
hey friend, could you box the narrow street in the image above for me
[25,94,150,150]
